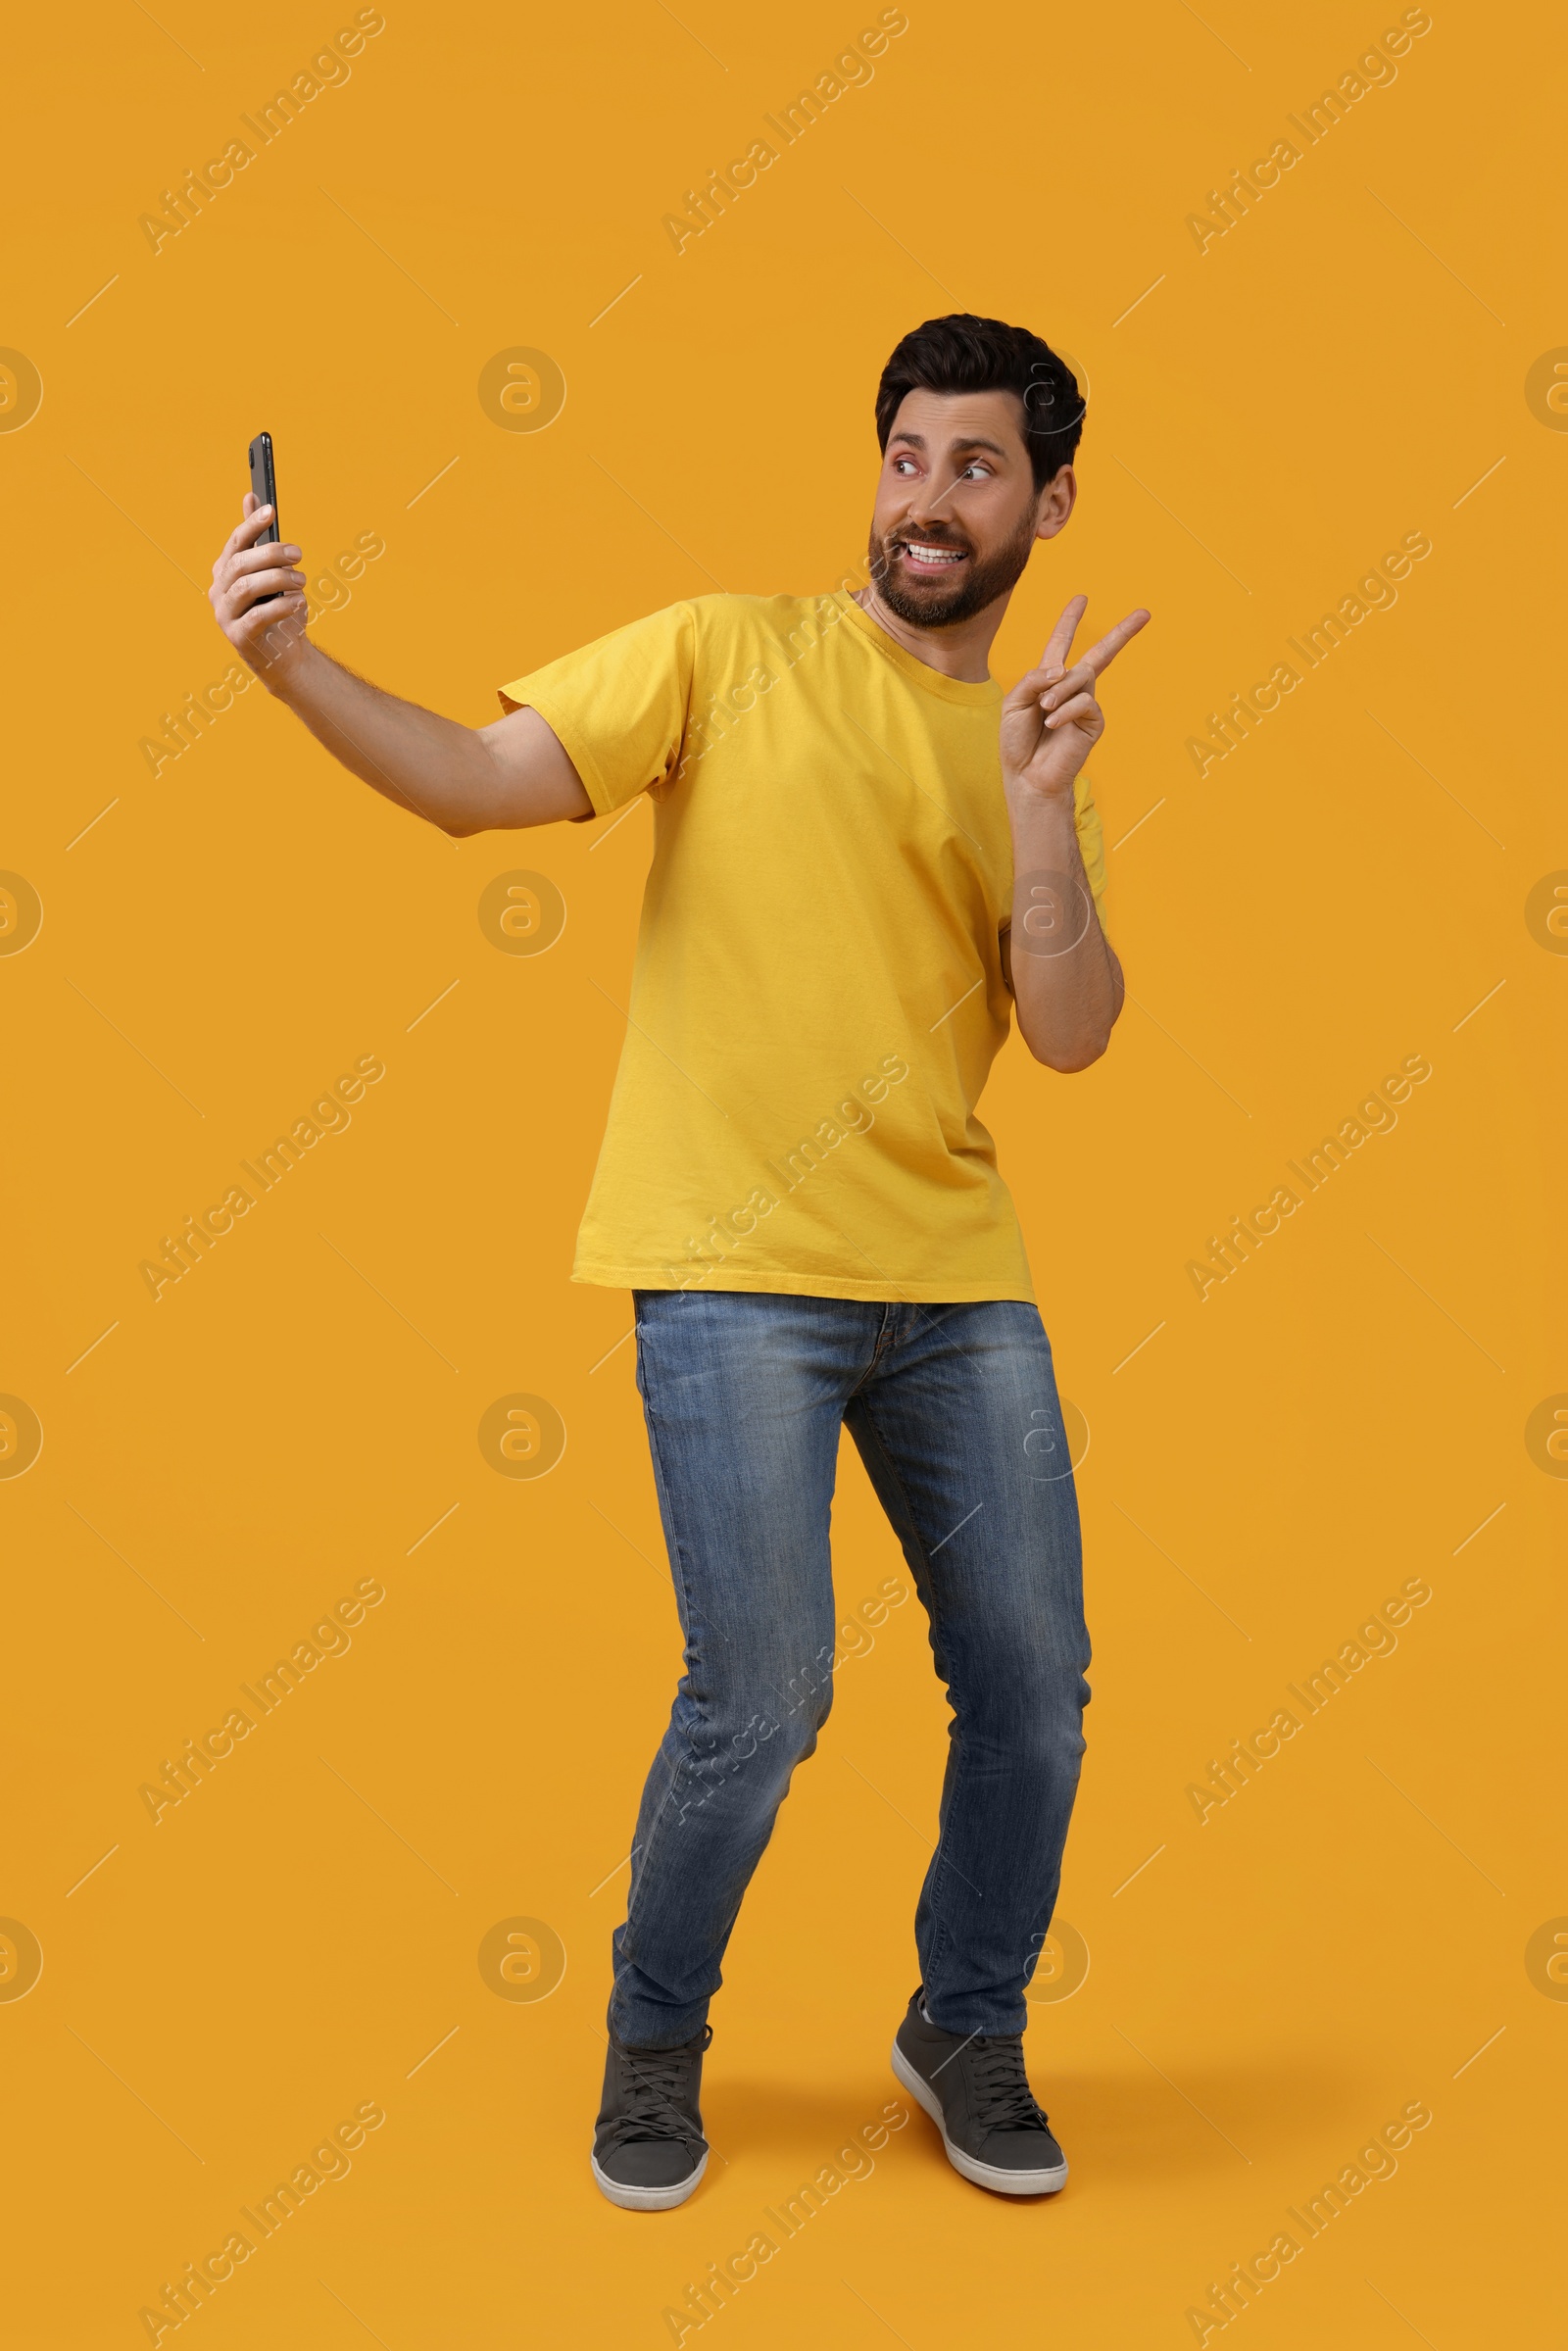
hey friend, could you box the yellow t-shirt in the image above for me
[499,590,1106,1303]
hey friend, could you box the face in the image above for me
[867,387,1074,627]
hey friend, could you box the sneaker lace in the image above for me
[967,2036,1052,2133]
[606,2028,710,2146]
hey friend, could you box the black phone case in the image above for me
[247,433,279,602]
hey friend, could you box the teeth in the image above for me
[905,544,962,564]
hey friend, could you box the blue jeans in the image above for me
[609,1290,1092,2046]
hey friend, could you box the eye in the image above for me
[893,456,917,474]
[961,462,992,480]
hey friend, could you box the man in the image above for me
[210,313,1149,2208]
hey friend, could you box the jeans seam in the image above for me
[625,1323,708,1949]
[846,1300,901,1397]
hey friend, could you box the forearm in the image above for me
[257,633,505,835]
[1005,785,1123,1070]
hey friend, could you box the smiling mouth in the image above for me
[896,539,968,571]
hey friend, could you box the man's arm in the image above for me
[209,496,592,835]
[998,594,1148,1072]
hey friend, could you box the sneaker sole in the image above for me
[590,2148,708,2212]
[890,2039,1068,2197]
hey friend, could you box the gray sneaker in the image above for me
[590,2023,711,2210]
[892,1987,1067,2195]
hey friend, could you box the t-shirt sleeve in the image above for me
[1072,770,1110,934]
[497,601,699,818]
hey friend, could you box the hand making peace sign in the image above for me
[999,595,1152,801]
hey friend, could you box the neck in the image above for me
[852,579,1009,682]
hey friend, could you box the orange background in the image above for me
[3,0,1563,2342]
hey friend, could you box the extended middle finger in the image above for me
[1038,594,1087,675]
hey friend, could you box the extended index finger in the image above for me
[1080,607,1152,678]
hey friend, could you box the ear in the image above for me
[1034,465,1077,543]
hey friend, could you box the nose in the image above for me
[903,474,962,533]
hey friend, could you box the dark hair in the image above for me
[874,313,1085,490]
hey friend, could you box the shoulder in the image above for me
[690,591,858,668]
[686,591,846,637]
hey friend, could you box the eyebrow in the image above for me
[889,431,1012,460]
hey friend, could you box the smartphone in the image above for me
[247,432,280,602]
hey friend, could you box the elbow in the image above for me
[1025,974,1124,1069]
[1030,1031,1111,1074]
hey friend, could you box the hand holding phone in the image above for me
[208,434,309,670]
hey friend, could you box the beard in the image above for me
[866,504,1039,628]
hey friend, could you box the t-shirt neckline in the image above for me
[830,591,1003,707]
